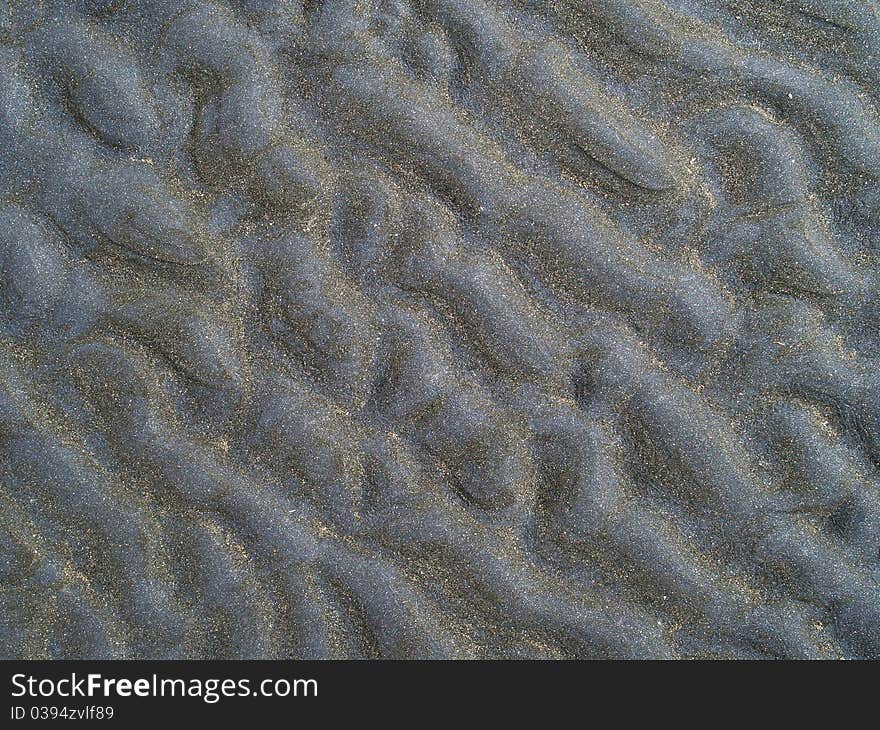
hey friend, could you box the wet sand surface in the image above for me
[1,0,879,658]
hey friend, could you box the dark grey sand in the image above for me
[0,0,879,659]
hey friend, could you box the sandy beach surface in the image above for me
[0,0,879,659]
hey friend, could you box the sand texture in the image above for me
[1,0,879,659]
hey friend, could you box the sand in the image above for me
[0,0,878,659]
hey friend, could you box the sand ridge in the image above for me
[0,0,878,659]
